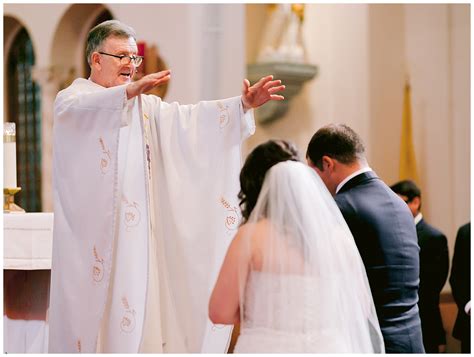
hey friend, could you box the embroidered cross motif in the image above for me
[122,196,141,231]
[220,197,240,232]
[99,137,112,175]
[92,246,104,283]
[217,102,230,129]
[120,297,136,333]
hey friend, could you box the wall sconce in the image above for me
[247,62,317,124]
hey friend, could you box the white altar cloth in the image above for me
[4,212,53,270]
[3,212,53,353]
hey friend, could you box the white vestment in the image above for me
[49,78,255,353]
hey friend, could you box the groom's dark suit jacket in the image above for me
[335,171,425,353]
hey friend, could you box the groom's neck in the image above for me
[334,159,368,191]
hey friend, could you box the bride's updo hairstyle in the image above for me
[238,139,299,223]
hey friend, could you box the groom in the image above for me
[306,124,424,353]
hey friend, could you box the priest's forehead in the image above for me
[102,36,138,54]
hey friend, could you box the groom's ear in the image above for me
[321,155,335,172]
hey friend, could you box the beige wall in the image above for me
[403,4,470,264]
[245,4,470,292]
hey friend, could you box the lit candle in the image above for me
[4,122,17,188]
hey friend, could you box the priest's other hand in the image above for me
[241,75,285,112]
[126,70,171,99]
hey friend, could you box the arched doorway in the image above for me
[6,25,42,211]
[51,4,114,88]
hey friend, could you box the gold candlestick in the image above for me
[4,187,25,213]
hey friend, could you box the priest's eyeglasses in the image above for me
[98,51,143,67]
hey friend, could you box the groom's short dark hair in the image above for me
[306,124,365,170]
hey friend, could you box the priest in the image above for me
[48,19,284,353]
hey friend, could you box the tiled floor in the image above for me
[441,300,462,353]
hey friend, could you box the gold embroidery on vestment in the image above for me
[92,245,104,282]
[220,197,240,232]
[217,102,230,129]
[120,296,136,333]
[122,196,141,231]
[99,137,112,175]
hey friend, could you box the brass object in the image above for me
[4,187,25,213]
[3,134,15,143]
[291,4,305,22]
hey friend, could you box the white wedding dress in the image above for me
[233,162,384,353]
[234,271,350,353]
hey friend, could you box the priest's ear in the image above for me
[90,52,102,70]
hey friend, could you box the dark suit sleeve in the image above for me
[438,235,450,293]
[449,223,471,342]
[419,230,449,345]
[450,224,471,311]
[433,234,449,344]
[438,235,449,343]
[421,233,449,294]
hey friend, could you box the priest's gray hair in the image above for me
[86,20,137,65]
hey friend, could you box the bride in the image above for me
[209,140,385,353]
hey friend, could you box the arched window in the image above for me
[7,28,42,212]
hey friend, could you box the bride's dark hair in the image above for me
[238,139,300,223]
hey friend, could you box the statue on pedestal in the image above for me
[257,4,306,64]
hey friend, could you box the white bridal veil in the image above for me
[237,161,384,353]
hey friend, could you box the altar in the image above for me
[3,212,53,353]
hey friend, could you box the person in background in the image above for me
[390,179,449,353]
[450,222,471,353]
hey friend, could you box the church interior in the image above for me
[3,3,470,353]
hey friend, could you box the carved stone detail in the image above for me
[247,62,318,124]
[32,65,75,92]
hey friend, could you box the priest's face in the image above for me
[91,36,138,88]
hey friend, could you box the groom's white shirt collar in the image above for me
[336,167,373,194]
[414,212,423,225]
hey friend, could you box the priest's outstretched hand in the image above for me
[126,69,171,99]
[241,75,285,112]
